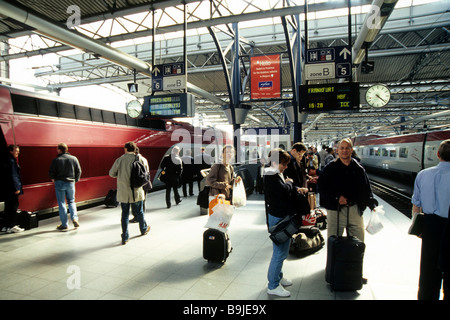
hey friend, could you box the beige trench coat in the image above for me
[109,153,149,203]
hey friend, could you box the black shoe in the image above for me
[176,198,183,205]
[129,218,138,223]
[362,277,368,285]
[122,239,128,245]
[141,226,151,235]
[56,225,68,231]
[167,203,171,208]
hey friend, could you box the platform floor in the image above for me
[0,188,423,301]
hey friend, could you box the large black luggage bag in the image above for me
[104,189,119,207]
[18,210,38,230]
[325,206,365,291]
[203,228,231,263]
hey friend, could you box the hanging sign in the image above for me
[250,54,281,99]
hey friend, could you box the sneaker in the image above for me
[10,225,24,233]
[73,220,80,228]
[56,225,68,231]
[267,285,291,297]
[280,278,293,287]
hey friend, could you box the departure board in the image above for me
[143,93,195,118]
[299,82,360,112]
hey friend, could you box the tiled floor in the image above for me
[0,188,423,301]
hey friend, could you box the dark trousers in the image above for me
[165,185,181,207]
[418,213,448,300]
[182,179,193,197]
[3,194,19,228]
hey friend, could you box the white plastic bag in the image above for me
[232,179,247,208]
[205,202,234,233]
[366,205,385,235]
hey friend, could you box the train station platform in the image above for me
[0,188,424,303]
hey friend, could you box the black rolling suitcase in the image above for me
[325,205,365,291]
[203,228,231,263]
[104,189,119,207]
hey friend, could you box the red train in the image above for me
[0,85,227,214]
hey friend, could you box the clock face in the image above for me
[126,100,142,118]
[365,84,391,107]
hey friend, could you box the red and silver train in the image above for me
[353,129,450,182]
[0,85,229,214]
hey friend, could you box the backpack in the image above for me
[130,154,150,189]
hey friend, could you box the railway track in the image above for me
[370,179,413,219]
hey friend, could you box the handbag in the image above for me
[408,212,424,237]
[157,170,168,183]
[268,214,302,245]
[292,191,311,216]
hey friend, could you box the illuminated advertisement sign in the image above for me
[250,54,281,100]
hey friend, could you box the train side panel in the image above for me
[355,130,450,182]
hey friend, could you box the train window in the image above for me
[374,147,380,156]
[38,99,58,117]
[115,113,128,125]
[75,106,92,121]
[381,148,388,157]
[11,94,38,114]
[91,109,103,122]
[58,102,76,119]
[369,148,374,156]
[389,149,397,157]
[102,110,116,124]
[399,147,408,158]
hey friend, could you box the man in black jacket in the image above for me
[318,138,378,243]
[1,145,24,233]
[49,143,82,231]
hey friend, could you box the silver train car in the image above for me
[353,129,450,183]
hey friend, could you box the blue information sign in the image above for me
[305,45,352,80]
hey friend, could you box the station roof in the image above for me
[0,0,449,144]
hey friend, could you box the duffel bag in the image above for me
[289,226,325,257]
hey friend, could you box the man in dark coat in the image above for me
[318,138,378,243]
[160,146,182,208]
[181,149,194,197]
[1,145,24,233]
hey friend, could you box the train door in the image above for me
[0,122,12,203]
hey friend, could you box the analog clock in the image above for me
[126,100,142,118]
[365,84,391,107]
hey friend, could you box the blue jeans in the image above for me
[54,180,78,227]
[267,214,291,289]
[121,201,148,242]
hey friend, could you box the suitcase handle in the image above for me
[336,205,351,236]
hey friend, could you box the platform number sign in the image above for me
[152,63,186,92]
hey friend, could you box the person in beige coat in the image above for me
[109,141,150,244]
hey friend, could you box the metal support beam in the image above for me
[0,0,226,105]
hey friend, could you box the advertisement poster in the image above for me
[250,54,281,99]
